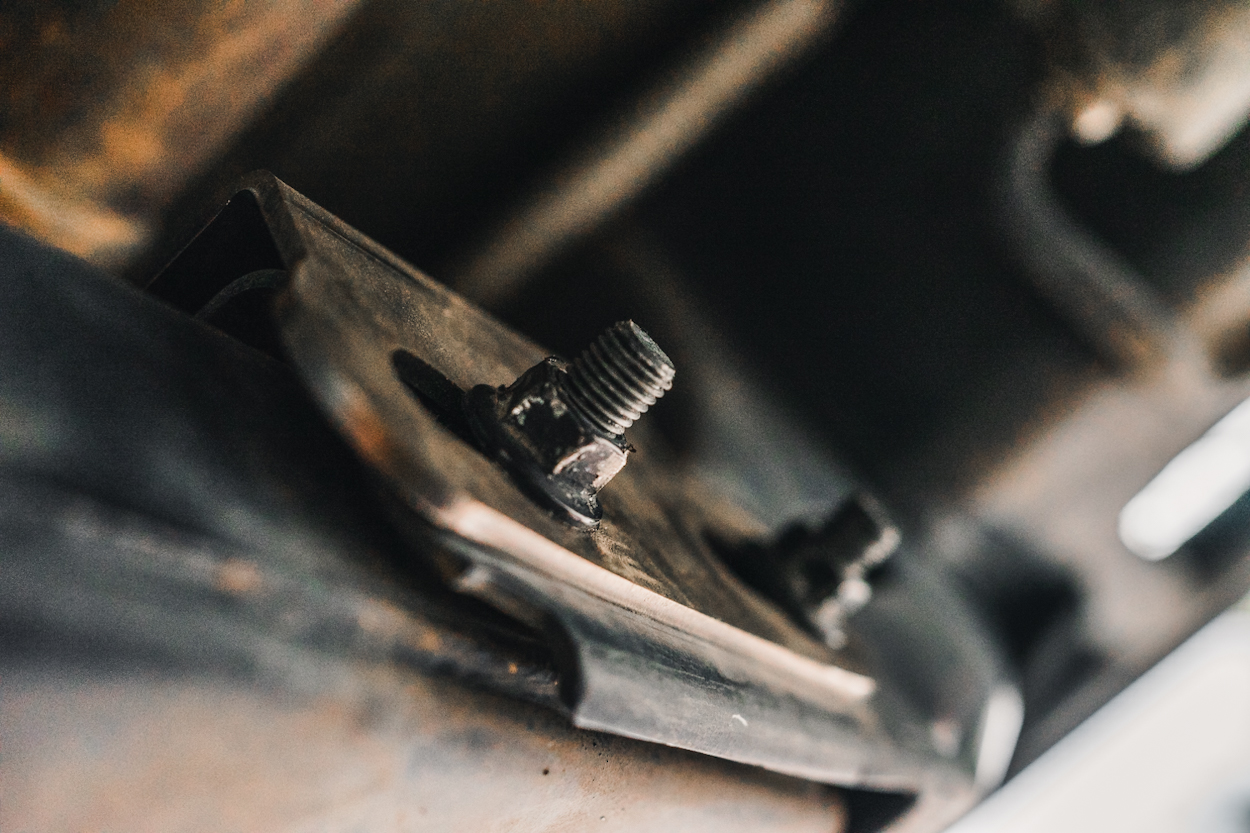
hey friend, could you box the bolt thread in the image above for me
[562,321,675,436]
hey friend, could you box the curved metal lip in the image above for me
[436,494,876,701]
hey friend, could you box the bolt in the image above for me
[561,321,676,437]
[463,320,675,527]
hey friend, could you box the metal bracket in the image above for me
[151,172,1019,831]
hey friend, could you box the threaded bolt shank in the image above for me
[561,321,675,436]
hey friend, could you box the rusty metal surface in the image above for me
[0,0,837,286]
[1,670,847,833]
[0,1,359,267]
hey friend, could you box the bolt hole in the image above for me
[391,349,474,444]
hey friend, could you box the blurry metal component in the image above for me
[991,79,1250,763]
[947,611,1250,832]
[990,93,1250,761]
[999,97,1188,370]
[1020,0,1250,168]
[0,0,359,268]
[451,0,847,305]
[465,322,674,527]
[848,562,1025,798]
[807,497,900,648]
[719,495,901,650]
[145,0,750,282]
[1120,395,1250,561]
[970,324,1250,767]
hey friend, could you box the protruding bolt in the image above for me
[561,321,676,437]
[463,320,675,527]
[713,494,898,650]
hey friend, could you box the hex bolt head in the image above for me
[464,321,675,527]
